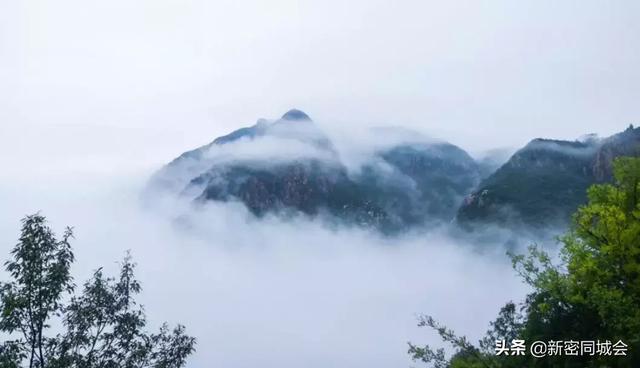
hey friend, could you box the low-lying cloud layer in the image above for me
[0,160,530,367]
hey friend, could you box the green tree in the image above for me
[411,157,640,367]
[0,214,196,368]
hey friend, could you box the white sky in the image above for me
[1,0,639,170]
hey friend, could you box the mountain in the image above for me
[148,110,640,233]
[475,148,515,179]
[457,125,640,229]
[150,109,481,232]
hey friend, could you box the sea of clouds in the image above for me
[0,141,533,367]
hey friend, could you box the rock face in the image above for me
[457,125,640,229]
[150,109,481,232]
[592,125,640,181]
[194,160,393,229]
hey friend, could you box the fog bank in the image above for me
[0,163,528,367]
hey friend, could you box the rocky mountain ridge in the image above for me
[150,109,481,232]
[150,110,640,232]
[457,124,640,229]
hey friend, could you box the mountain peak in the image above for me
[281,109,311,122]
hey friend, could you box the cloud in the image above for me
[522,139,601,157]
[151,132,339,194]
[0,161,530,368]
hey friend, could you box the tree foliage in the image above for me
[411,157,640,367]
[0,214,196,368]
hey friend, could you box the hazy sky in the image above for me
[1,0,639,169]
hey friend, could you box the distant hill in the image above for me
[149,109,481,232]
[457,125,640,229]
[149,110,640,233]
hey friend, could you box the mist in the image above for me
[0,143,531,367]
